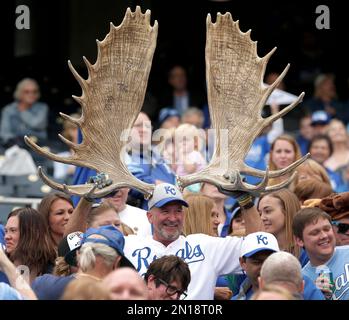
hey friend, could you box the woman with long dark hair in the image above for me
[4,208,56,283]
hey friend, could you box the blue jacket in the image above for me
[244,135,270,185]
[127,149,176,210]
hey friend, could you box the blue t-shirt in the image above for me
[32,274,75,300]
[244,135,270,185]
[0,283,23,300]
[127,150,176,210]
[296,135,310,156]
[0,224,4,245]
[299,248,309,268]
[303,274,325,300]
[302,246,349,300]
[220,208,233,238]
[326,168,345,193]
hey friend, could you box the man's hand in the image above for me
[87,173,113,189]
[214,287,233,300]
[315,274,334,298]
[84,172,113,202]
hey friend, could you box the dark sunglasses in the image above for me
[156,278,187,300]
[104,191,118,198]
[332,221,349,234]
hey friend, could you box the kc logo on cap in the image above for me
[240,231,280,258]
[164,185,177,195]
[147,183,189,210]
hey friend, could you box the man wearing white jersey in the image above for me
[124,182,262,299]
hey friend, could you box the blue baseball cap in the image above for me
[147,183,189,210]
[311,111,331,126]
[82,225,135,269]
[158,107,180,126]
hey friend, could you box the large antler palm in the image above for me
[25,7,157,199]
[177,13,309,195]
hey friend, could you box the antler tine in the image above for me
[59,112,81,126]
[24,135,80,165]
[268,153,310,177]
[223,167,270,194]
[82,56,94,80]
[39,165,154,199]
[58,134,79,151]
[265,171,298,192]
[249,166,270,191]
[68,60,88,95]
[258,63,289,112]
[241,153,310,179]
[264,92,305,127]
[38,166,69,193]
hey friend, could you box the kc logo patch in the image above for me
[164,186,176,195]
[257,235,268,245]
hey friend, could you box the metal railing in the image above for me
[0,196,42,224]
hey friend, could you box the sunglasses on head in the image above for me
[332,221,349,234]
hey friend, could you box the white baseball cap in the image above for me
[240,232,280,258]
[147,183,189,210]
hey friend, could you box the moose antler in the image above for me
[25,7,158,199]
[177,12,309,196]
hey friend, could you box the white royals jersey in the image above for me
[124,234,243,300]
[118,205,152,237]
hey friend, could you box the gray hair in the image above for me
[13,78,40,101]
[181,107,204,128]
[260,251,303,289]
[78,242,119,273]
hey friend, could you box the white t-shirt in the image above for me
[118,205,152,237]
[124,234,242,299]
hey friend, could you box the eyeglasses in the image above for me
[104,191,118,198]
[332,221,349,234]
[23,89,39,94]
[157,278,187,300]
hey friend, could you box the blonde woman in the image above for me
[183,193,220,237]
[268,134,302,187]
[258,189,308,266]
[324,119,349,171]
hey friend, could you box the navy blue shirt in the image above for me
[32,274,75,300]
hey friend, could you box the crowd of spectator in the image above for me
[1,50,349,301]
